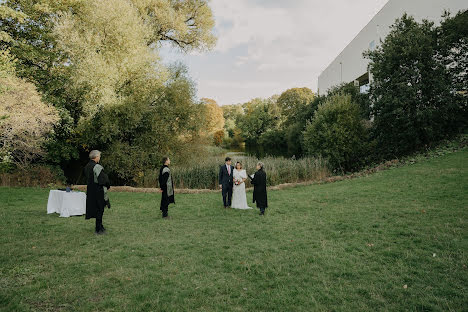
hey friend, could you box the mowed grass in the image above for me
[0,150,467,311]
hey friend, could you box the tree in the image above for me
[437,10,468,128]
[365,14,460,159]
[327,82,371,120]
[131,0,216,51]
[1,0,217,182]
[277,87,315,123]
[53,0,168,117]
[236,98,278,144]
[222,104,243,137]
[213,130,224,146]
[79,64,203,184]
[277,87,317,157]
[0,50,58,169]
[302,94,369,173]
[200,98,225,134]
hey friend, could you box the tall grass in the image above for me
[138,156,329,189]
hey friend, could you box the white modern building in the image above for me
[318,0,468,95]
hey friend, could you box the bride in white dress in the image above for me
[231,162,252,210]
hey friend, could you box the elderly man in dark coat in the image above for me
[249,161,268,215]
[84,150,111,234]
[159,157,175,218]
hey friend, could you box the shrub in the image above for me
[0,165,66,187]
[302,94,370,173]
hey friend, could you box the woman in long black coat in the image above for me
[159,157,175,218]
[249,162,268,215]
[85,150,111,234]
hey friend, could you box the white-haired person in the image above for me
[158,157,175,218]
[84,150,111,234]
[249,162,268,215]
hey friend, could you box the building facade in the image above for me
[317,0,467,95]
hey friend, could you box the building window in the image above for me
[360,84,370,94]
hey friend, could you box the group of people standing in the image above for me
[84,152,268,235]
[218,157,268,214]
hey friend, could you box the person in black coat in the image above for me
[249,161,268,215]
[219,157,234,208]
[84,150,111,234]
[159,157,175,218]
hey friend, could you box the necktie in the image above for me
[227,165,231,175]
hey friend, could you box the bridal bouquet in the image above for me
[234,179,240,185]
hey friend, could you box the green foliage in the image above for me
[303,94,370,173]
[0,0,216,181]
[365,14,463,159]
[274,87,316,157]
[80,65,203,184]
[1,149,467,310]
[43,108,79,165]
[0,164,66,186]
[277,87,315,123]
[327,82,372,120]
[222,104,243,149]
[258,129,287,157]
[436,10,468,128]
[236,97,281,152]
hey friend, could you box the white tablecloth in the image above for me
[47,190,86,217]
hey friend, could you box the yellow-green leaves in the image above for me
[53,0,167,117]
[132,0,216,51]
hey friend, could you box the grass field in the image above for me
[0,150,467,311]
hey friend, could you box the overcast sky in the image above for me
[160,0,389,105]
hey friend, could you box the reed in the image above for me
[138,155,329,189]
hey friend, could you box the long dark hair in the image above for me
[162,157,169,166]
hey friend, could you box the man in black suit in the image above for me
[219,157,234,208]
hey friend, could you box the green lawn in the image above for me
[1,150,467,311]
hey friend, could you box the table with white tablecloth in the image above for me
[47,190,86,217]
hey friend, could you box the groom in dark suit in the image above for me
[219,157,234,208]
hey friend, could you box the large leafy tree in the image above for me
[277,87,315,123]
[237,97,280,145]
[277,87,316,157]
[437,10,468,128]
[0,0,216,182]
[365,14,461,159]
[302,94,369,173]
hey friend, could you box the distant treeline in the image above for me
[221,11,467,173]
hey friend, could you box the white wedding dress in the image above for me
[231,169,252,209]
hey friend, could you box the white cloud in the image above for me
[161,0,389,105]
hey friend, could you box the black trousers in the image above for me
[222,185,233,207]
[95,208,104,232]
[160,202,169,217]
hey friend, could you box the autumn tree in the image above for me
[0,50,58,169]
[200,98,225,134]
